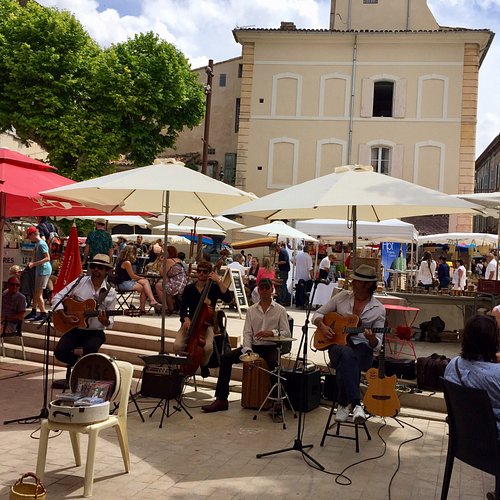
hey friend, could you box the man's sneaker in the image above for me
[335,405,350,423]
[25,310,37,320]
[31,312,48,322]
[352,405,367,424]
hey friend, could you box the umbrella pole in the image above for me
[160,191,170,354]
[352,205,357,271]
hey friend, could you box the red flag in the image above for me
[53,224,83,295]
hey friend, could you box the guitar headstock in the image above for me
[124,309,145,317]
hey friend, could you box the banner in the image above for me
[381,242,406,285]
[53,224,82,295]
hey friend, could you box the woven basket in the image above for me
[10,473,46,500]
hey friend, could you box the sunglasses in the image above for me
[89,264,107,270]
[197,269,210,274]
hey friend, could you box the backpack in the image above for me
[41,221,63,260]
[416,353,450,391]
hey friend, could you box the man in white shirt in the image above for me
[319,254,335,280]
[228,253,246,276]
[293,245,313,282]
[201,278,290,413]
[485,253,498,280]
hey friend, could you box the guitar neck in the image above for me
[84,310,124,319]
[344,327,389,335]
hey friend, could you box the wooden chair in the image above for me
[440,377,500,500]
[36,360,134,497]
[1,318,26,360]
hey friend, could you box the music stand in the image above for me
[256,280,324,470]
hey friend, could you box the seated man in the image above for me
[202,278,291,413]
[2,276,27,334]
[312,264,385,423]
[52,254,116,379]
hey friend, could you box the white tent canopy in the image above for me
[56,215,150,228]
[296,218,417,242]
[417,232,497,247]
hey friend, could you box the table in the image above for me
[383,304,420,328]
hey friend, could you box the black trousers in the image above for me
[215,344,278,400]
[54,328,106,367]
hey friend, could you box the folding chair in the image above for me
[1,319,26,360]
[114,290,138,311]
[386,326,417,359]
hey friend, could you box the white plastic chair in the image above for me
[36,360,133,497]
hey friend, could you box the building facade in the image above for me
[232,0,493,232]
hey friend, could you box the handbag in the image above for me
[10,473,46,500]
[427,261,438,288]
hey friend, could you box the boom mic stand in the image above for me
[256,279,324,470]
[4,312,52,424]
[4,281,79,425]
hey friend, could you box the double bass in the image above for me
[181,276,215,376]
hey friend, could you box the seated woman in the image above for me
[114,244,161,313]
[244,256,260,299]
[155,245,189,315]
[445,314,500,431]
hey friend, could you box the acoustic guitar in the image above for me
[313,312,393,351]
[53,297,143,334]
[363,333,400,417]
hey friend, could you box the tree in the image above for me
[0,0,205,179]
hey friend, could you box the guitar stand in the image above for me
[256,281,324,470]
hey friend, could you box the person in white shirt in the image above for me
[485,253,498,280]
[319,254,335,280]
[201,278,290,413]
[293,245,313,282]
[452,259,467,290]
[228,253,246,276]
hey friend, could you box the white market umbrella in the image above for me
[417,232,497,247]
[42,159,257,354]
[239,220,317,242]
[57,214,150,228]
[224,165,482,269]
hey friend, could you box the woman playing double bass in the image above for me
[174,260,233,377]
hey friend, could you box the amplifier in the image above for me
[140,365,184,400]
[282,369,321,412]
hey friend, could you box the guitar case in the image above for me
[49,354,120,424]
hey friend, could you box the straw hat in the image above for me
[349,264,378,282]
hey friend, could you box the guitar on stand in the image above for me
[363,332,400,418]
[53,297,144,334]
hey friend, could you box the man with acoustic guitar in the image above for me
[312,264,385,424]
[52,254,117,382]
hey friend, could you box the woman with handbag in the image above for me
[417,251,437,290]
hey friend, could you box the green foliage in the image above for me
[0,0,205,179]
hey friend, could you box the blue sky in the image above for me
[38,0,499,157]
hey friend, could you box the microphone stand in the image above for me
[256,279,324,470]
[4,278,81,425]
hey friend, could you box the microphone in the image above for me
[314,278,330,285]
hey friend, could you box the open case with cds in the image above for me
[49,353,121,424]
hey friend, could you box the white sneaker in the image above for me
[335,405,350,423]
[352,405,366,424]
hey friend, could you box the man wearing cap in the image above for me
[52,254,117,382]
[25,226,52,322]
[202,277,291,413]
[312,264,385,424]
[82,218,113,268]
[2,276,26,334]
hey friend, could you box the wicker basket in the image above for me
[10,473,46,500]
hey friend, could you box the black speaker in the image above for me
[282,369,321,412]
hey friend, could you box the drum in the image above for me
[241,357,271,409]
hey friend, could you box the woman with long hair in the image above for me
[417,251,436,290]
[256,256,275,284]
[155,245,189,315]
[115,244,161,313]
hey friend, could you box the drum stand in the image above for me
[252,341,296,429]
[256,281,324,470]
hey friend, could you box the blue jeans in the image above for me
[328,341,373,407]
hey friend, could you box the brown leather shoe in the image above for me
[201,399,228,413]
